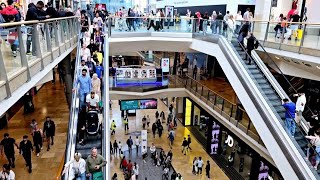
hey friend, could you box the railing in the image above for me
[0,16,79,103]
[62,22,81,180]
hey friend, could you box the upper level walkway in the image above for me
[0,17,78,116]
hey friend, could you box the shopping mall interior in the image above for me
[0,0,320,179]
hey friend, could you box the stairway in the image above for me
[75,131,103,159]
[230,38,316,174]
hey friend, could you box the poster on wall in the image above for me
[161,58,170,73]
[258,161,269,180]
[210,121,220,154]
[165,6,174,23]
[141,130,147,152]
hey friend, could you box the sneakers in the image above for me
[12,51,17,57]
[37,153,39,157]
[26,52,31,55]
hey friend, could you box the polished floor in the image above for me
[0,81,69,180]
[109,99,228,180]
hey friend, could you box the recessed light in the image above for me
[316,66,320,69]
[275,56,280,59]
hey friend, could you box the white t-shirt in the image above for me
[135,138,140,146]
[243,11,250,21]
[142,148,147,155]
[93,17,103,24]
[86,94,100,107]
[0,170,15,180]
[133,165,139,175]
[150,145,156,153]
[118,143,122,149]
[64,158,86,177]
[197,159,204,167]
[81,48,91,61]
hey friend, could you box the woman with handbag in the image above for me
[305,131,320,170]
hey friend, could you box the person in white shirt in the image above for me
[295,93,306,126]
[150,143,156,159]
[133,162,139,179]
[197,156,204,175]
[86,91,100,110]
[93,13,103,27]
[135,136,140,154]
[235,11,243,33]
[227,15,235,41]
[146,115,151,127]
[0,164,15,180]
[81,44,91,62]
[142,146,147,163]
[79,60,89,76]
[62,152,86,180]
[243,8,250,21]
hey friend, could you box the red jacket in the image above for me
[1,5,19,22]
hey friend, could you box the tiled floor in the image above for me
[0,81,69,180]
[109,99,228,180]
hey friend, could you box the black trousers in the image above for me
[23,152,32,170]
[5,152,15,167]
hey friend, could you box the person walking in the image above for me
[0,133,19,168]
[118,141,122,153]
[111,120,116,135]
[192,157,198,175]
[63,152,86,180]
[294,93,306,126]
[193,65,197,80]
[158,124,163,138]
[133,162,139,179]
[135,136,140,155]
[146,115,150,127]
[152,123,157,138]
[142,146,147,163]
[86,147,107,180]
[19,135,33,173]
[113,140,118,155]
[282,98,296,137]
[33,125,43,157]
[127,160,133,177]
[124,116,129,132]
[205,160,210,179]
[168,131,174,148]
[155,111,159,119]
[181,138,188,155]
[142,116,147,129]
[43,116,55,151]
[126,136,133,154]
[187,135,192,151]
[197,157,204,175]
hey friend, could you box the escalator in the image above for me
[197,22,320,179]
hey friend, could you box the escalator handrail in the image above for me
[221,21,318,179]
[63,25,82,180]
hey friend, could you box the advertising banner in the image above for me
[161,58,170,73]
[141,130,148,152]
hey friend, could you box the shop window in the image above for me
[185,99,192,125]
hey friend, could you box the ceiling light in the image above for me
[275,56,280,59]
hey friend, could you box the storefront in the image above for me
[183,97,283,180]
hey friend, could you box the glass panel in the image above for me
[48,22,57,49]
[0,26,22,75]
[21,25,38,63]
[38,23,48,55]
[215,96,223,110]
[265,21,282,46]
[252,22,268,42]
[223,100,233,117]
[302,24,320,49]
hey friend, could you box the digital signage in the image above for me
[120,100,139,111]
[120,99,158,111]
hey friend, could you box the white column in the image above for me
[148,50,153,60]
[254,0,272,20]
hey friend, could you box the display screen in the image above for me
[161,58,170,73]
[120,100,139,110]
[140,99,157,109]
[120,99,158,110]
[210,121,220,155]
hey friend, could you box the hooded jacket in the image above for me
[1,5,20,22]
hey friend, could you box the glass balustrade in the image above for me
[0,17,78,101]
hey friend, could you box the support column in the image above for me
[148,50,153,60]
[61,54,73,107]
[176,97,184,119]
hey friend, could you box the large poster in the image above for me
[210,121,220,154]
[258,161,269,180]
[165,6,174,23]
[141,130,147,152]
[161,58,170,73]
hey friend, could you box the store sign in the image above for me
[156,0,256,8]
[161,58,170,73]
[225,135,234,147]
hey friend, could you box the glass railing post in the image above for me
[230,104,234,118]
[247,120,251,134]
[192,19,196,33]
[298,24,307,53]
[66,20,70,40]
[108,18,111,37]
[214,94,217,105]
[32,24,42,59]
[60,20,65,43]
[44,23,53,62]
[279,24,286,50]
[263,22,270,45]
[201,86,203,96]
[17,25,31,81]
[252,21,255,33]
[53,21,60,52]
[221,99,225,112]
[207,91,210,100]
[0,49,11,98]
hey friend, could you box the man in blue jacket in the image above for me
[282,98,296,137]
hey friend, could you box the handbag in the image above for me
[93,171,103,180]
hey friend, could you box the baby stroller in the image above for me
[86,110,101,135]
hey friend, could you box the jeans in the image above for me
[285,118,296,136]
[76,172,86,180]
[79,92,88,109]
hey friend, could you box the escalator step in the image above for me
[86,134,102,140]
[297,140,308,150]
[266,95,280,100]
[260,84,271,89]
[251,69,260,74]
[252,74,264,79]
[76,139,102,150]
[76,148,102,159]
[270,100,282,106]
[256,79,268,84]
[247,65,258,69]
[263,89,275,95]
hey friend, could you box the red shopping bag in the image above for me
[7,31,18,45]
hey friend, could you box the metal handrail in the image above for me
[0,16,78,27]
